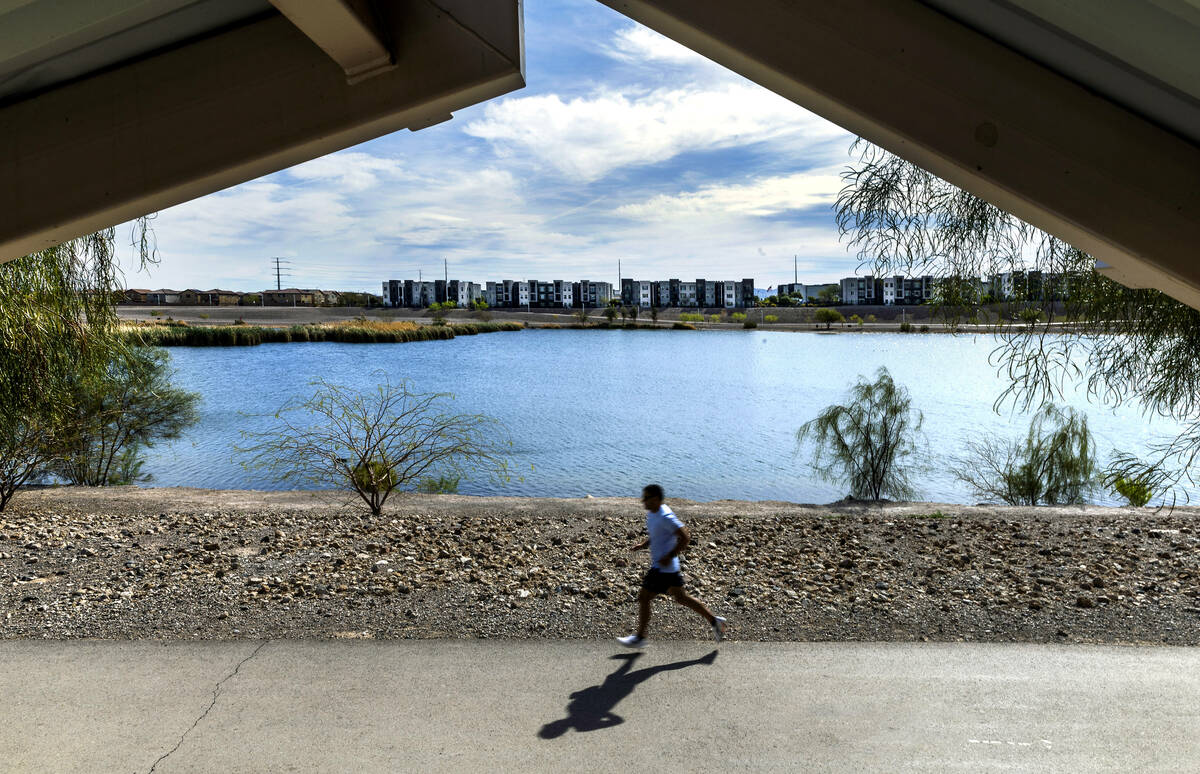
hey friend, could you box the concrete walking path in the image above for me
[2,640,1198,772]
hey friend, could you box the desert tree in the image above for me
[813,308,844,330]
[53,347,199,486]
[240,376,511,515]
[954,404,1097,505]
[836,140,1200,504]
[0,220,157,509]
[797,367,925,500]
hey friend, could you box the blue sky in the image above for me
[129,0,860,293]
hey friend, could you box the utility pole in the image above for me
[794,255,798,284]
[270,257,291,290]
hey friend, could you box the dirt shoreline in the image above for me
[3,487,1199,644]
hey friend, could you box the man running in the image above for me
[618,484,727,648]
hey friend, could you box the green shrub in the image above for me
[150,310,162,317]
[814,308,844,330]
[1112,476,1153,507]
[918,324,930,333]
[707,314,722,323]
[198,313,210,320]
[732,312,747,323]
[764,315,779,323]
[417,474,461,494]
[849,314,863,326]
[899,321,913,332]
[742,320,758,329]
[679,313,704,323]
[865,314,877,324]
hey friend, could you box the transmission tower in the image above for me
[270,257,292,290]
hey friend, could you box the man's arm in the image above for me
[630,537,649,551]
[661,527,690,563]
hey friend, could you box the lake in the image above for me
[144,329,1182,505]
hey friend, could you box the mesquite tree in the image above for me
[240,377,511,515]
[53,347,199,486]
[954,405,1097,505]
[0,221,156,509]
[836,141,1200,504]
[797,367,925,500]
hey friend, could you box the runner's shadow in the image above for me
[538,650,717,739]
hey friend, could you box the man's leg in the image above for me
[636,587,654,639]
[668,586,716,625]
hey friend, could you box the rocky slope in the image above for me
[2,488,1198,644]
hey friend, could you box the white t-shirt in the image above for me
[646,505,685,573]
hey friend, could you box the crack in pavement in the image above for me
[146,640,270,773]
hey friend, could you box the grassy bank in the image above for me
[122,320,524,347]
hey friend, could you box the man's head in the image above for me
[641,484,664,511]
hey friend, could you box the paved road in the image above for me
[2,640,1198,772]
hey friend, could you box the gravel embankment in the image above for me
[3,488,1199,644]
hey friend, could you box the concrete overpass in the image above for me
[1,1,1197,306]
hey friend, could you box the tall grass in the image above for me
[121,321,523,347]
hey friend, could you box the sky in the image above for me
[124,0,861,294]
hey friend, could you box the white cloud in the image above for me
[464,84,847,181]
[605,25,708,66]
[615,172,842,221]
[126,14,863,291]
[286,151,404,192]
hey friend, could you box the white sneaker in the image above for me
[617,634,647,648]
[712,616,727,643]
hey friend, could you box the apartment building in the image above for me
[839,276,883,305]
[447,279,482,306]
[619,278,654,307]
[388,275,755,309]
[572,280,614,307]
[881,275,934,305]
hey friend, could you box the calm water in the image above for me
[144,330,1182,505]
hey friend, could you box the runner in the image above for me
[617,484,727,648]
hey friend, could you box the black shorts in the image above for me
[641,568,684,595]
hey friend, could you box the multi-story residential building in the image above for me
[447,280,482,306]
[715,281,737,308]
[677,281,697,307]
[388,275,753,309]
[881,275,933,305]
[401,280,436,308]
[740,278,756,308]
[839,276,883,305]
[620,278,654,307]
[624,276,643,303]
[651,281,671,308]
[988,270,1075,302]
[552,280,573,308]
[572,280,613,307]
[382,279,403,307]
